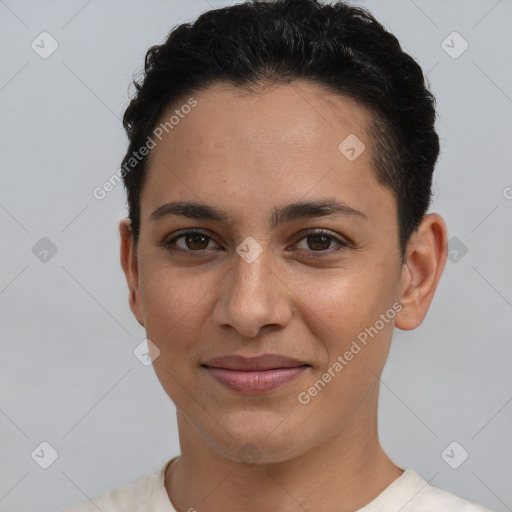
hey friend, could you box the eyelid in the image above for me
[290,229,349,258]
[160,228,350,255]
[292,228,349,247]
[160,228,221,250]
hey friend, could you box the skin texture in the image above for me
[119,81,448,512]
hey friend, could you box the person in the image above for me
[61,0,493,510]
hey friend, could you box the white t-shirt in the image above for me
[60,457,493,512]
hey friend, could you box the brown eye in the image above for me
[294,230,348,258]
[305,234,332,251]
[180,233,210,250]
[160,229,220,254]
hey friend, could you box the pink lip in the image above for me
[204,366,309,393]
[202,354,310,394]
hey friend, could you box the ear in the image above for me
[119,218,145,327]
[395,213,448,330]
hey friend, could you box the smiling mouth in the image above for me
[201,354,311,394]
[202,366,310,393]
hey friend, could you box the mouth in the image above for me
[201,354,311,394]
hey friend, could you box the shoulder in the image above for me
[378,469,493,512]
[59,472,160,512]
[415,480,492,512]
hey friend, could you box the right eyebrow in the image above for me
[149,201,230,224]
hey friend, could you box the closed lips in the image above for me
[202,354,311,371]
[202,354,311,394]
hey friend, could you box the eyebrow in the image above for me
[149,198,368,227]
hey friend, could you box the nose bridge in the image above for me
[229,247,274,310]
[230,228,274,299]
[214,243,291,336]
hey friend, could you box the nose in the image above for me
[212,247,293,338]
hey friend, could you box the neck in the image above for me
[165,408,403,512]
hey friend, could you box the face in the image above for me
[121,81,421,464]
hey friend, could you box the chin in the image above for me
[203,413,311,465]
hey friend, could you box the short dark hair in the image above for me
[121,0,439,261]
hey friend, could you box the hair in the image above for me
[121,0,440,262]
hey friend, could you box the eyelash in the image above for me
[159,228,349,259]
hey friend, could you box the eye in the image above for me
[159,228,349,258]
[160,229,221,254]
[294,230,348,257]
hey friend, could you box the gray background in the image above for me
[0,0,511,511]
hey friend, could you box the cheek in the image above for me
[294,273,396,417]
[293,265,397,364]
[293,267,384,331]
[138,261,221,359]
[138,266,214,405]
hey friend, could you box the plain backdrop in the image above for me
[0,1,511,511]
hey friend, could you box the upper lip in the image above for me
[202,354,310,371]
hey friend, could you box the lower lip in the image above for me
[204,366,309,394]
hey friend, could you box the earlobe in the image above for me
[119,218,145,327]
[395,213,448,331]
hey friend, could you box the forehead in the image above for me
[140,81,394,228]
[162,81,373,152]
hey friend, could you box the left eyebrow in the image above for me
[149,197,368,226]
[270,198,368,227]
